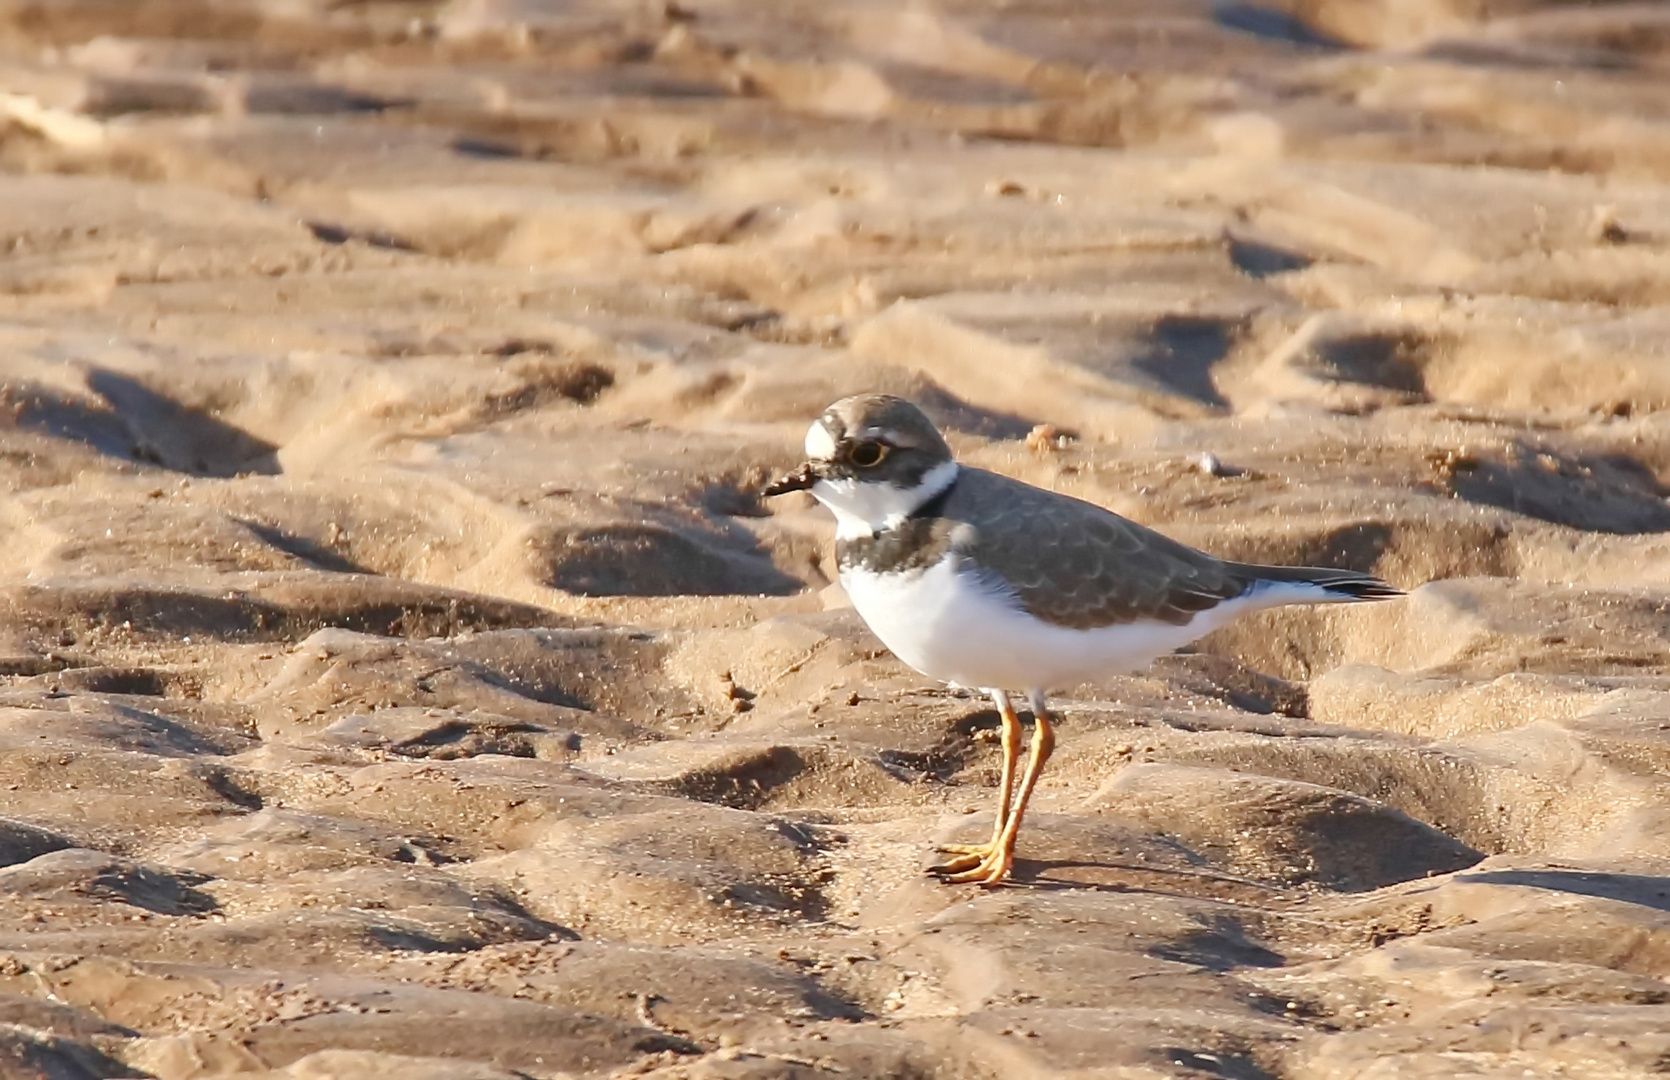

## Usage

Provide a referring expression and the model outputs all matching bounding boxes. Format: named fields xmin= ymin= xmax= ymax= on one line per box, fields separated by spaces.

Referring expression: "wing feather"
xmin=943 ymin=469 xmax=1245 ymax=630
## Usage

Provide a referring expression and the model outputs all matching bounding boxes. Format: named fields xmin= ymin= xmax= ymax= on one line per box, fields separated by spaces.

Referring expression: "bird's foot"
xmin=928 ymin=839 xmax=999 ymax=874
xmin=928 ymin=844 xmax=1013 ymax=886
xmin=927 ymin=852 xmax=983 ymax=875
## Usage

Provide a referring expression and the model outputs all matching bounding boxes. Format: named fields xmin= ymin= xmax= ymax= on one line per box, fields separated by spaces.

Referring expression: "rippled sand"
xmin=3 ymin=1 xmax=1670 ymax=1077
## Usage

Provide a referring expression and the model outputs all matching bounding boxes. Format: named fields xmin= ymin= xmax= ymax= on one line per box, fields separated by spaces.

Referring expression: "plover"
xmin=763 ymin=394 xmax=1402 ymax=886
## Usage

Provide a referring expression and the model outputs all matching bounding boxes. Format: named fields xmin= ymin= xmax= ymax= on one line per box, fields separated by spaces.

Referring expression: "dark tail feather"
xmin=1231 ymin=563 xmax=1404 ymax=602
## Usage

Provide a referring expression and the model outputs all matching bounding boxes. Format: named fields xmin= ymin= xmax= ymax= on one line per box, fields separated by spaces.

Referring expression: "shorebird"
xmin=763 ymin=394 xmax=1401 ymax=886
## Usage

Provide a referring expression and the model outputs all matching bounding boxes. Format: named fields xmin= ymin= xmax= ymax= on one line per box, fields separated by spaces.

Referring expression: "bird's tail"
xmin=1230 ymin=563 xmax=1403 ymax=605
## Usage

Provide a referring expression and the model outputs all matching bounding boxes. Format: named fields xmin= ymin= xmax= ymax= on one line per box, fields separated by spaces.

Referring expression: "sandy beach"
xmin=3 ymin=0 xmax=1670 ymax=1076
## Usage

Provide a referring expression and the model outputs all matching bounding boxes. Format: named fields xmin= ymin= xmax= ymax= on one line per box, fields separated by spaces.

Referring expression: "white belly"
xmin=840 ymin=556 xmax=1257 ymax=692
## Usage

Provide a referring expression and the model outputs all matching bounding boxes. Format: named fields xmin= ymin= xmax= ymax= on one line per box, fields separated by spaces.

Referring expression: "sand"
xmin=1 ymin=0 xmax=1670 ymax=1077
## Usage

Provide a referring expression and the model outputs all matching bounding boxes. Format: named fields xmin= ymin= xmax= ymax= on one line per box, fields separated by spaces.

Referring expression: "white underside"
xmin=806 ymin=448 xmax=1345 ymax=693
xmin=840 ymin=556 xmax=1336 ymax=693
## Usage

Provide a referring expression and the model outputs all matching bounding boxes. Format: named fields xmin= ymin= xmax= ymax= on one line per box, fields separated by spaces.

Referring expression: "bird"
xmin=762 ymin=393 xmax=1403 ymax=886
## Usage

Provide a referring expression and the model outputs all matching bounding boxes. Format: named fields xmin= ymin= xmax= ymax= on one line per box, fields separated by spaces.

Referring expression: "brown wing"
xmin=944 ymin=468 xmax=1247 ymax=630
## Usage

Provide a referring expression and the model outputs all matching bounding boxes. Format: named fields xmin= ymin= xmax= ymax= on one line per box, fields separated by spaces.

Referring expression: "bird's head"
xmin=763 ymin=394 xmax=959 ymax=537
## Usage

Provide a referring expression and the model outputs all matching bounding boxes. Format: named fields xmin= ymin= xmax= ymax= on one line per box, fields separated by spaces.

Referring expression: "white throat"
xmin=812 ymin=459 xmax=959 ymax=540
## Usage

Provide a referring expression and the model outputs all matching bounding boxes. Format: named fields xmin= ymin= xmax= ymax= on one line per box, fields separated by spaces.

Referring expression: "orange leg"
xmin=930 ymin=690 xmax=1022 ymax=873
xmin=937 ymin=695 xmax=1056 ymax=886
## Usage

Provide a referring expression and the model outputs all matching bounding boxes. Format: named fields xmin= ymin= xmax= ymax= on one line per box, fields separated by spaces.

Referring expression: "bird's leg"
xmin=940 ymin=695 xmax=1055 ymax=886
xmin=930 ymin=690 xmax=1022 ymax=872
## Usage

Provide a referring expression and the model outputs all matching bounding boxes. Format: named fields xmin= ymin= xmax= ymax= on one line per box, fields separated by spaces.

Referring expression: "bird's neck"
xmin=814 ymin=460 xmax=959 ymax=540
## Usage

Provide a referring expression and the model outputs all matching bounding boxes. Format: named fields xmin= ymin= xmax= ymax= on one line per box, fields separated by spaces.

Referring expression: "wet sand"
xmin=3 ymin=0 xmax=1670 ymax=1077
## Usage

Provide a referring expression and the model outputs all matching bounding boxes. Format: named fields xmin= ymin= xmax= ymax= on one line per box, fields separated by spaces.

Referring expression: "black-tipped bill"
xmin=762 ymin=461 xmax=822 ymax=497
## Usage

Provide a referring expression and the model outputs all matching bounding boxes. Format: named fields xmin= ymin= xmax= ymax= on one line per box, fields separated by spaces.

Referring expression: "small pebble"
xmin=1026 ymin=423 xmax=1077 ymax=453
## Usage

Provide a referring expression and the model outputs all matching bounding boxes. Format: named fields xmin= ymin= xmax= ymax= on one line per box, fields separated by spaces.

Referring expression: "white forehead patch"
xmin=804 ymin=419 xmax=838 ymax=460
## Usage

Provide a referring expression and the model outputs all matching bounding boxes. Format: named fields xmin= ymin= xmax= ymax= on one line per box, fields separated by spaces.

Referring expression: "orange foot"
xmin=928 ymin=842 xmax=1014 ymax=886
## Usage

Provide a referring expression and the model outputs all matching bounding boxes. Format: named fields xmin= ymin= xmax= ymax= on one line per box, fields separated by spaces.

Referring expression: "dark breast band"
xmin=835 ymin=475 xmax=960 ymax=576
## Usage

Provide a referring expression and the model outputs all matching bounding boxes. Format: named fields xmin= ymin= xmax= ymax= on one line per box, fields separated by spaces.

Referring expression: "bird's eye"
xmin=849 ymin=440 xmax=889 ymax=468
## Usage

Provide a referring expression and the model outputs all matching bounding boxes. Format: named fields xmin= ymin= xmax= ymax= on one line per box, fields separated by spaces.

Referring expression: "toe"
xmin=928 ymin=853 xmax=984 ymax=876
xmin=948 ymin=854 xmax=1008 ymax=888
xmin=941 ymin=853 xmax=1012 ymax=885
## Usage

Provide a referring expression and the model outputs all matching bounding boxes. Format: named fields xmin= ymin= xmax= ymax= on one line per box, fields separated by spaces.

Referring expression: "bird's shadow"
xmin=932 ymin=856 xmax=1284 ymax=904
xmin=1457 ymin=869 xmax=1670 ymax=913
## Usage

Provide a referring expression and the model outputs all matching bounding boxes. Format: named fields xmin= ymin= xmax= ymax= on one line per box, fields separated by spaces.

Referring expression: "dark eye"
xmin=849 ymin=440 xmax=889 ymax=468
